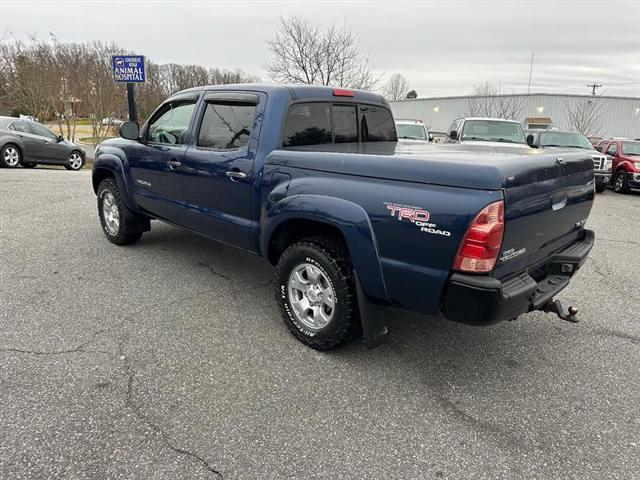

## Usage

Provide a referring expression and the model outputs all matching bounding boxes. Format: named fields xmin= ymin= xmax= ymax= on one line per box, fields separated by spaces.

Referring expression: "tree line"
xmin=0 ymin=38 xmax=258 ymax=142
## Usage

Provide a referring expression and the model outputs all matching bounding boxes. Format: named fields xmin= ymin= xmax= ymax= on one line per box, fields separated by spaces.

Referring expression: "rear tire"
xmin=595 ymin=182 xmax=606 ymax=193
xmin=613 ymin=170 xmax=630 ymax=194
xmin=65 ymin=151 xmax=85 ymax=171
xmin=1 ymin=144 xmax=21 ymax=168
xmin=275 ymin=236 xmax=360 ymax=350
xmin=97 ymin=178 xmax=144 ymax=245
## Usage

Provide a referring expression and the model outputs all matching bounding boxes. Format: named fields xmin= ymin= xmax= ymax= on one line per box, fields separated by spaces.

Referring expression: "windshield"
xmin=540 ymin=132 xmax=592 ymax=149
xmin=461 ymin=120 xmax=525 ymax=144
xmin=396 ymin=123 xmax=427 ymax=140
xmin=622 ymin=141 xmax=640 ymax=156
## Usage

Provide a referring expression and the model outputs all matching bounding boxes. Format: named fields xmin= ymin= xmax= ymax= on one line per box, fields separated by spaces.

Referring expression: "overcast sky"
xmin=2 ymin=0 xmax=639 ymax=97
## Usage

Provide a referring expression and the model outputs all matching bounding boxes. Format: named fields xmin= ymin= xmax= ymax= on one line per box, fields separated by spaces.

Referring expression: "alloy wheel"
xmin=287 ymin=263 xmax=335 ymax=331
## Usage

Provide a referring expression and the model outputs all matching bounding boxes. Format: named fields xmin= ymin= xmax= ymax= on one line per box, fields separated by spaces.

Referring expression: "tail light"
xmin=453 ymin=200 xmax=505 ymax=273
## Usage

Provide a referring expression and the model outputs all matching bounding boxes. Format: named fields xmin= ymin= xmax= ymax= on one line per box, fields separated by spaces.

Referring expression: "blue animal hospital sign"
xmin=111 ymin=56 xmax=146 ymax=83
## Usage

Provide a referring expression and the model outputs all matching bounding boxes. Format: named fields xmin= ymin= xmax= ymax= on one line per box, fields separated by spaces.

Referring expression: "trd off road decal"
xmin=499 ymin=247 xmax=527 ymax=263
xmin=384 ymin=202 xmax=451 ymax=237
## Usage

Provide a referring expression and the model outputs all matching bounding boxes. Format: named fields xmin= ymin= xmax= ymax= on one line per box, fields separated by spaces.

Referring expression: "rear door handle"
xmin=167 ymin=160 xmax=181 ymax=170
xmin=226 ymin=170 xmax=247 ymax=182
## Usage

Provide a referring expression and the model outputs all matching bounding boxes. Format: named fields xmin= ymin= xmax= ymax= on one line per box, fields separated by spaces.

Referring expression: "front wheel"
xmin=613 ymin=170 xmax=630 ymax=194
xmin=97 ymin=178 xmax=143 ymax=245
xmin=595 ymin=182 xmax=607 ymax=193
xmin=1 ymin=144 xmax=21 ymax=168
xmin=65 ymin=151 xmax=85 ymax=171
xmin=275 ymin=237 xmax=360 ymax=350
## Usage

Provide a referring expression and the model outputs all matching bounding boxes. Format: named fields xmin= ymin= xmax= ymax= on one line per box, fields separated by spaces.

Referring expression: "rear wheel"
xmin=595 ymin=182 xmax=606 ymax=193
xmin=1 ymin=144 xmax=21 ymax=168
xmin=97 ymin=178 xmax=144 ymax=245
xmin=613 ymin=170 xmax=630 ymax=194
xmin=65 ymin=151 xmax=85 ymax=171
xmin=275 ymin=236 xmax=359 ymax=350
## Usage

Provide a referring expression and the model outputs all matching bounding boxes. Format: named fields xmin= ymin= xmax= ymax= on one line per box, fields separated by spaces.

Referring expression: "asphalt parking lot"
xmin=1 ymin=167 xmax=638 ymax=480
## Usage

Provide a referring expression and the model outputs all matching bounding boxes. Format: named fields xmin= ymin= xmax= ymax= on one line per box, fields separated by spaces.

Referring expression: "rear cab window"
xmin=282 ymin=101 xmax=396 ymax=148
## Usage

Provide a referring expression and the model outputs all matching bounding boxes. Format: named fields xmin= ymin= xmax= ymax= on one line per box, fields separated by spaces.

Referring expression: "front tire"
xmin=1 ymin=144 xmax=21 ymax=168
xmin=613 ymin=170 xmax=630 ymax=194
xmin=65 ymin=151 xmax=85 ymax=171
xmin=97 ymin=178 xmax=143 ymax=245
xmin=595 ymin=182 xmax=606 ymax=193
xmin=275 ymin=236 xmax=359 ymax=350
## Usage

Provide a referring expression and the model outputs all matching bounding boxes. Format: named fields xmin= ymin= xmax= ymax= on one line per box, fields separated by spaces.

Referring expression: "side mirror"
xmin=449 ymin=130 xmax=458 ymax=141
xmin=57 ymin=134 xmax=64 ymax=142
xmin=526 ymin=134 xmax=535 ymax=147
xmin=119 ymin=121 xmax=140 ymax=141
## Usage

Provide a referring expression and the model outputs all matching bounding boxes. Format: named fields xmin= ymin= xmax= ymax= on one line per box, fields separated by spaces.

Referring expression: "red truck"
xmin=598 ymin=138 xmax=640 ymax=193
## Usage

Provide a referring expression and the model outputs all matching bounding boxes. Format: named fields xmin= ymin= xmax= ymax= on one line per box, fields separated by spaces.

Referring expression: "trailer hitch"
xmin=541 ymin=299 xmax=579 ymax=323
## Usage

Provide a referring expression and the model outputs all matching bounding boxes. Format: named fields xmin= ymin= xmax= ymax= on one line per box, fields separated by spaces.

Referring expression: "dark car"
xmin=0 ymin=116 xmax=86 ymax=170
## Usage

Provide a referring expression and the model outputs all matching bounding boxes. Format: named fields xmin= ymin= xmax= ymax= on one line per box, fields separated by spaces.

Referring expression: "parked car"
xmin=526 ymin=130 xmax=611 ymax=193
xmin=428 ymin=131 xmax=448 ymax=143
xmin=598 ymin=138 xmax=640 ymax=193
xmin=0 ymin=116 xmax=86 ymax=170
xmin=395 ymin=119 xmax=429 ymax=142
xmin=101 ymin=117 xmax=124 ymax=127
xmin=92 ymin=84 xmax=594 ymax=350
xmin=447 ymin=117 xmax=529 ymax=147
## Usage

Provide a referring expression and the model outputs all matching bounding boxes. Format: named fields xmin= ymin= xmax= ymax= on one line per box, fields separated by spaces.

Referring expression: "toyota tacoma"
xmin=92 ymin=85 xmax=595 ymax=350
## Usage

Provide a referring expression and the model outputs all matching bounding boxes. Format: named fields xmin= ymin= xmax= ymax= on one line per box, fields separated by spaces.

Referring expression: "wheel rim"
xmin=69 ymin=152 xmax=83 ymax=170
xmin=614 ymin=173 xmax=624 ymax=191
xmin=102 ymin=191 xmax=120 ymax=235
xmin=287 ymin=263 xmax=335 ymax=331
xmin=3 ymin=147 xmax=19 ymax=166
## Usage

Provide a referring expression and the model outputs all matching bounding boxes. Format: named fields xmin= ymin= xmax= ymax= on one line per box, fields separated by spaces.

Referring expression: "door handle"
xmin=167 ymin=160 xmax=181 ymax=170
xmin=226 ymin=170 xmax=247 ymax=182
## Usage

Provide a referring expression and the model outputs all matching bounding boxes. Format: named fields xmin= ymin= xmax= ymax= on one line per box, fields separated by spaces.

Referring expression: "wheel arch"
xmin=92 ymin=154 xmax=137 ymax=212
xmin=262 ymin=194 xmax=389 ymax=304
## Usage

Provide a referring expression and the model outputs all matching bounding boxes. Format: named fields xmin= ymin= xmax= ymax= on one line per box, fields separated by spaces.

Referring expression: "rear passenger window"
xmin=283 ymin=103 xmax=332 ymax=147
xmin=359 ymin=105 xmax=397 ymax=142
xmin=198 ymin=102 xmax=256 ymax=149
xmin=9 ymin=121 xmax=32 ymax=133
xmin=332 ymin=105 xmax=358 ymax=143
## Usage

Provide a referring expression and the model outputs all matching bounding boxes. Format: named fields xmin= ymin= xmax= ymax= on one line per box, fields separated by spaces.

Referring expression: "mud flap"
xmin=355 ymin=273 xmax=389 ymax=348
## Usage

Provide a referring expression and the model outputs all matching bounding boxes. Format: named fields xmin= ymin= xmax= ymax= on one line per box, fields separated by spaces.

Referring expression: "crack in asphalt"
xmin=198 ymin=262 xmax=232 ymax=281
xmin=0 ymin=347 xmax=112 ymax=356
xmin=118 ymin=339 xmax=223 ymax=479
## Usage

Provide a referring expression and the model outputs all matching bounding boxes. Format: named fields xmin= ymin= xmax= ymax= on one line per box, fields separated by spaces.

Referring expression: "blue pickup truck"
xmin=92 ymin=84 xmax=595 ymax=350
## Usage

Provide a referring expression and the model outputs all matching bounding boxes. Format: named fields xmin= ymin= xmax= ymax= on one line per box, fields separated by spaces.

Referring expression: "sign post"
xmin=111 ymin=55 xmax=146 ymax=122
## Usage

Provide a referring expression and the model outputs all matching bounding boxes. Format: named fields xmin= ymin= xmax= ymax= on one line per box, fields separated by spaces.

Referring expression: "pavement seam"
xmin=117 ymin=338 xmax=224 ymax=479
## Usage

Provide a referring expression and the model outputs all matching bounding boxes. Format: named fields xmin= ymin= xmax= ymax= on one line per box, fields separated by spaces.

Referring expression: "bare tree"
xmin=466 ymin=81 xmax=523 ymax=120
xmin=565 ymin=98 xmax=605 ymax=137
xmin=209 ymin=68 xmax=259 ymax=85
xmin=266 ymin=16 xmax=381 ymax=90
xmin=383 ymin=73 xmax=410 ymax=101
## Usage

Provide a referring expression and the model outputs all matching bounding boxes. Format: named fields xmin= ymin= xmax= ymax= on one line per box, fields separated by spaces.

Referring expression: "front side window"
xmin=9 ymin=121 xmax=33 ymax=134
xmin=147 ymin=100 xmax=196 ymax=145
xmin=461 ymin=120 xmax=526 ymax=144
xmin=30 ymin=122 xmax=57 ymax=140
xmin=359 ymin=105 xmax=397 ymax=142
xmin=283 ymin=103 xmax=332 ymax=147
xmin=606 ymin=143 xmax=618 ymax=156
xmin=198 ymin=102 xmax=256 ymax=149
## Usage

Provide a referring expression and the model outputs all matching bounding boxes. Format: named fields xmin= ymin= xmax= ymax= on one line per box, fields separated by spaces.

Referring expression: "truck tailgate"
xmin=493 ymin=151 xmax=594 ymax=279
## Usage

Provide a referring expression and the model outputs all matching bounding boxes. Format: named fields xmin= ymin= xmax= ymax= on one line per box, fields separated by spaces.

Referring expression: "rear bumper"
xmin=442 ymin=229 xmax=594 ymax=325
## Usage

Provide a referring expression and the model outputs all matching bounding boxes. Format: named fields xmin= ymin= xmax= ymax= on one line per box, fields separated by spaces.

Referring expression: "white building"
xmin=390 ymin=93 xmax=640 ymax=139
